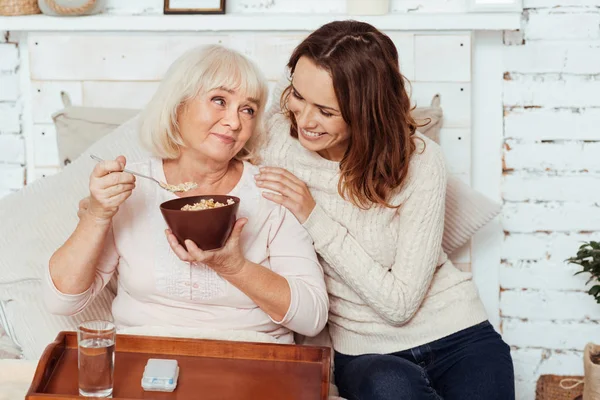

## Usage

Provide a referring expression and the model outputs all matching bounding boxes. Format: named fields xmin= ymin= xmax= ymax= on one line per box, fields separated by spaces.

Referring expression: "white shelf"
xmin=0 ymin=13 xmax=521 ymax=32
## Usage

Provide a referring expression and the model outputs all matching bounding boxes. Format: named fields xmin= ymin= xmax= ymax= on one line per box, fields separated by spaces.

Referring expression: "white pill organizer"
xmin=141 ymin=358 xmax=179 ymax=392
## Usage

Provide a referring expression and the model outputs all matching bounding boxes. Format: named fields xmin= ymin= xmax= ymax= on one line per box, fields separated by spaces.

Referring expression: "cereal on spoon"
xmin=160 ymin=181 xmax=198 ymax=193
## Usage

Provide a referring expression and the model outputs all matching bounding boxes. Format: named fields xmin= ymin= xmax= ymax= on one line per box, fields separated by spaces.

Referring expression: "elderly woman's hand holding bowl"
xmin=161 ymin=194 xmax=246 ymax=276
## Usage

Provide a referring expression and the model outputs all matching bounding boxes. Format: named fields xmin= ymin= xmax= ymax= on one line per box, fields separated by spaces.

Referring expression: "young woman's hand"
xmin=254 ymin=167 xmax=316 ymax=224
xmin=88 ymin=155 xmax=136 ymax=222
xmin=165 ymin=218 xmax=249 ymax=277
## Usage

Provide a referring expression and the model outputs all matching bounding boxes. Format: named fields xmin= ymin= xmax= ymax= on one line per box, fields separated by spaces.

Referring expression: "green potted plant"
xmin=566 ymin=241 xmax=600 ymax=303
xmin=566 ymin=241 xmax=600 ymax=399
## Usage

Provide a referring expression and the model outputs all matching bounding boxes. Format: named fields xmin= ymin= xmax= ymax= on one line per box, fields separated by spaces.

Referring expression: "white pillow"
xmin=1 ymin=280 xmax=114 ymax=360
xmin=443 ymin=175 xmax=501 ymax=255
xmin=53 ymin=105 xmax=138 ymax=166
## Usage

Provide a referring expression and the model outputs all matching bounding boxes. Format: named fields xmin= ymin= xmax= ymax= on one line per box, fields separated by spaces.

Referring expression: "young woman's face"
xmin=287 ymin=56 xmax=350 ymax=161
xmin=177 ymin=86 xmax=258 ymax=164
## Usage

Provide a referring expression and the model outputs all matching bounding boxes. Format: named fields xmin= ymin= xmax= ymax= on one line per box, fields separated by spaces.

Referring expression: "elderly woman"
xmin=44 ymin=45 xmax=328 ymax=343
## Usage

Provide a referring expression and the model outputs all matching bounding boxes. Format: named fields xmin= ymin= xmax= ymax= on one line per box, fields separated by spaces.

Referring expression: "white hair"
xmin=138 ymin=44 xmax=269 ymax=164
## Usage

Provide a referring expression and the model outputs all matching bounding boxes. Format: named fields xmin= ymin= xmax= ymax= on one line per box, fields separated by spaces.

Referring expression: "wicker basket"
xmin=39 ymin=0 xmax=103 ymax=16
xmin=0 ymin=0 xmax=41 ymax=15
xmin=536 ymin=375 xmax=584 ymax=400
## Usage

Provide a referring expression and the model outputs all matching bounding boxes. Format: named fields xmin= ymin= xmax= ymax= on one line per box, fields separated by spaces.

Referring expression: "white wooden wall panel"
xmin=439 ymin=128 xmax=471 ymax=178
xmin=32 ymin=81 xmax=82 ymax=123
xmin=414 ymin=34 xmax=471 ymax=82
xmin=386 ymin=33 xmax=415 ymax=81
xmin=28 ymin=35 xmax=227 ymax=81
xmin=163 ymin=35 xmax=230 ymax=65
xmin=411 ymin=82 xmax=471 ymax=128
xmin=32 ymin=124 xmax=59 ymax=167
xmin=227 ymin=34 xmax=257 ymax=60
xmin=32 ymin=167 xmax=61 ymax=183
xmin=83 ymin=81 xmax=160 ymax=109
xmin=82 ymin=80 xmax=281 ymax=111
xmin=251 ymin=34 xmax=307 ymax=80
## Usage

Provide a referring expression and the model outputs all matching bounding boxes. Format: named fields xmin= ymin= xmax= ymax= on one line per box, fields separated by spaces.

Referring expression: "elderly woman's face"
xmin=288 ymin=56 xmax=350 ymax=162
xmin=177 ymin=86 xmax=258 ymax=163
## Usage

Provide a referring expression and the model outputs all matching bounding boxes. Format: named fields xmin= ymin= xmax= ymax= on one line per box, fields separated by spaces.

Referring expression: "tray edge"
xmin=26 ymin=332 xmax=68 ymax=399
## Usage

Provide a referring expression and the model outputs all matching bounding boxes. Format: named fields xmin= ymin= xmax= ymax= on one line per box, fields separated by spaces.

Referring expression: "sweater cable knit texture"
xmin=261 ymin=113 xmax=488 ymax=355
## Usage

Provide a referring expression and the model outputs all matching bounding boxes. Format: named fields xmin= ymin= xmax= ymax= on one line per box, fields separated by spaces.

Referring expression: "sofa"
xmin=0 ymin=90 xmax=501 ymax=399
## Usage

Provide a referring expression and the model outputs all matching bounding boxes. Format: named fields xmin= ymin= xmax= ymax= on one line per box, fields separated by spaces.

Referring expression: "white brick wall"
xmin=524 ymin=10 xmax=600 ymax=40
xmin=0 ymin=32 xmax=22 ymax=196
xmin=503 ymin=2 xmax=600 ymax=398
xmin=0 ymin=103 xmax=20 ymax=133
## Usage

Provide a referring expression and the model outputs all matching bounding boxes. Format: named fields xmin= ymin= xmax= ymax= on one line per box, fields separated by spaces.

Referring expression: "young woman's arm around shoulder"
xmin=257 ymin=143 xmax=446 ymax=326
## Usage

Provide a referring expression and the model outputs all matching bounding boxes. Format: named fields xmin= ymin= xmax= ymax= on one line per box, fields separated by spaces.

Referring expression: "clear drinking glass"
xmin=77 ymin=320 xmax=116 ymax=398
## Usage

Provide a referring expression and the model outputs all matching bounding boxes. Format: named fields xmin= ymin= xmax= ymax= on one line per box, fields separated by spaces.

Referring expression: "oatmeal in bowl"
xmin=160 ymin=195 xmax=240 ymax=251
xmin=181 ymin=198 xmax=235 ymax=211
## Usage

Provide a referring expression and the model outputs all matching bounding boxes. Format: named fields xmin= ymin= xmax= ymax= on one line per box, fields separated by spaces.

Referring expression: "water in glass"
xmin=78 ymin=320 xmax=115 ymax=397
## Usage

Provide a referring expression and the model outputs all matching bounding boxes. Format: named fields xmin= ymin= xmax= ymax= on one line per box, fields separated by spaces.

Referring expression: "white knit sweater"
xmin=261 ymin=113 xmax=488 ymax=355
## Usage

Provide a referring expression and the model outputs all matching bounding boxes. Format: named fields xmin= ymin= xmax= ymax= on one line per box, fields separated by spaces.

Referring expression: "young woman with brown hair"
xmin=256 ymin=20 xmax=515 ymax=400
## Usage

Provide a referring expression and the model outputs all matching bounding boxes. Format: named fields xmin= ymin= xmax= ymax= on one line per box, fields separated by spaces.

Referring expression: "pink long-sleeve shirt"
xmin=44 ymin=158 xmax=329 ymax=342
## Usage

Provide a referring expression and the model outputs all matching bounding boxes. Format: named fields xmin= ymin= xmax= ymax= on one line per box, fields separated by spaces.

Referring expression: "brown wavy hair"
xmin=281 ymin=20 xmax=419 ymax=209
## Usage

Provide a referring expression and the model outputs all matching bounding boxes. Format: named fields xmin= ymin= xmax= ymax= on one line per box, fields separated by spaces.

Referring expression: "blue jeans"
xmin=334 ymin=321 xmax=515 ymax=400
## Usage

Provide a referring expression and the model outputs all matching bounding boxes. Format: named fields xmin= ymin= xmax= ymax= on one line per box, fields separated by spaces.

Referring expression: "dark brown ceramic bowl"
xmin=160 ymin=195 xmax=240 ymax=251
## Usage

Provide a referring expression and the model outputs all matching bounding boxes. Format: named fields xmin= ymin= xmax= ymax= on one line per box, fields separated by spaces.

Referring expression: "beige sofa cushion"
xmin=413 ymin=94 xmax=442 ymax=143
xmin=52 ymin=106 xmax=139 ymax=166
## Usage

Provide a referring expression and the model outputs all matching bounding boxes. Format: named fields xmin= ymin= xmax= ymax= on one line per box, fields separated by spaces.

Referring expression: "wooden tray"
xmin=26 ymin=331 xmax=331 ymax=399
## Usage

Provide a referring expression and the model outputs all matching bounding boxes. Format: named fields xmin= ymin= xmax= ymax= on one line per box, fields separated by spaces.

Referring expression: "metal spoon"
xmin=89 ymin=154 xmax=196 ymax=193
